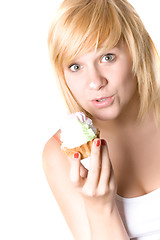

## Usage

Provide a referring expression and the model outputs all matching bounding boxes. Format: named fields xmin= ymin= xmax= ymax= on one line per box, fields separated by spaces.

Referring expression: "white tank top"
xmin=116 ymin=188 xmax=160 ymax=239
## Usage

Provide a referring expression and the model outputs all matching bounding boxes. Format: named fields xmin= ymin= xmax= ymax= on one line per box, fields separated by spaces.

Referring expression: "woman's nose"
xmin=87 ymin=66 xmax=108 ymax=90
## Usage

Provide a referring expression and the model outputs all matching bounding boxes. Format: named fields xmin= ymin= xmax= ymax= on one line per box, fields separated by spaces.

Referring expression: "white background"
xmin=0 ymin=0 xmax=160 ymax=239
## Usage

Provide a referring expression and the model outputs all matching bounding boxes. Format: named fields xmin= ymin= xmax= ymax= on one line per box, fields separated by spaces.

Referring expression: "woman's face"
xmin=63 ymin=41 xmax=138 ymax=121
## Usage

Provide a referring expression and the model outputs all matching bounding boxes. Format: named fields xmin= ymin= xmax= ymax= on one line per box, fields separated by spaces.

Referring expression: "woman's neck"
xmin=94 ymin=108 xmax=156 ymax=142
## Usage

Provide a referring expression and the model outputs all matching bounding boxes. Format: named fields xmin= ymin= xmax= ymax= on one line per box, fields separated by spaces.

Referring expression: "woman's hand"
xmin=69 ymin=138 xmax=117 ymax=210
xmin=69 ymin=139 xmax=129 ymax=239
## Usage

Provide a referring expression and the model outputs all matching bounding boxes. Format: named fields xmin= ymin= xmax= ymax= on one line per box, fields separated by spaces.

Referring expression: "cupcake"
xmin=60 ymin=112 xmax=100 ymax=159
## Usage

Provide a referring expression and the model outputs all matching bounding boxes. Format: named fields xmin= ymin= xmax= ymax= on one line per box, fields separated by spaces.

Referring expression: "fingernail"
xmin=101 ymin=139 xmax=106 ymax=145
xmin=74 ymin=152 xmax=79 ymax=159
xmin=95 ymin=139 xmax=100 ymax=147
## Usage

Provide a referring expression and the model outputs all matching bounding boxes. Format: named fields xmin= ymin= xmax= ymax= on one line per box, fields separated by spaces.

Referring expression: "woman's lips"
xmin=91 ymin=95 xmax=114 ymax=108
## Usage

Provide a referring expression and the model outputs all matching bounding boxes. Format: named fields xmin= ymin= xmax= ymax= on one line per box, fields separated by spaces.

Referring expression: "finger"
xmin=97 ymin=139 xmax=114 ymax=195
xmin=70 ymin=152 xmax=81 ymax=187
xmin=80 ymin=164 xmax=88 ymax=178
xmin=82 ymin=139 xmax=101 ymax=196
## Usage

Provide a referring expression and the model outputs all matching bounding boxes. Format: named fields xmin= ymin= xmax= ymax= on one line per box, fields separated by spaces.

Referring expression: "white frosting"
xmin=60 ymin=112 xmax=97 ymax=149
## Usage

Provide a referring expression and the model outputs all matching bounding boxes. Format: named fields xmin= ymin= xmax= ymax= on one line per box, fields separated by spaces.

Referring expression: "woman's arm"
xmin=42 ymin=136 xmax=129 ymax=240
xmin=86 ymin=202 xmax=129 ymax=240
xmin=42 ymin=136 xmax=91 ymax=240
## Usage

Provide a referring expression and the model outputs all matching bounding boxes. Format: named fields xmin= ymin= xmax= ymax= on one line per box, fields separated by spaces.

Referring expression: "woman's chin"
xmin=89 ymin=108 xmax=121 ymax=122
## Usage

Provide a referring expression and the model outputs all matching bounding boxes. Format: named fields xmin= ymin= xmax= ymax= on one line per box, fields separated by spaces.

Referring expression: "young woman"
xmin=43 ymin=0 xmax=160 ymax=239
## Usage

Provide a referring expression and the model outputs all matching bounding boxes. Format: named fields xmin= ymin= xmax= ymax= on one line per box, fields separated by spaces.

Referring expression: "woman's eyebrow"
xmin=97 ymin=45 xmax=119 ymax=52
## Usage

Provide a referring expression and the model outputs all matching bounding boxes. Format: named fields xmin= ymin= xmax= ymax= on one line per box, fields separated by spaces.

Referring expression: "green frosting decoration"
xmin=77 ymin=119 xmax=96 ymax=142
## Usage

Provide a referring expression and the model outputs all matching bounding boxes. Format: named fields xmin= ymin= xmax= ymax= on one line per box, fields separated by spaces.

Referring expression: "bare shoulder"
xmin=42 ymin=130 xmax=71 ymax=199
xmin=42 ymin=130 xmax=64 ymax=173
xmin=42 ymin=130 xmax=90 ymax=240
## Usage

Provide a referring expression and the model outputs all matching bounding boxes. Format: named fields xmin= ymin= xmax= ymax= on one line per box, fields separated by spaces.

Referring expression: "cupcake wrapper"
xmin=62 ymin=140 xmax=93 ymax=159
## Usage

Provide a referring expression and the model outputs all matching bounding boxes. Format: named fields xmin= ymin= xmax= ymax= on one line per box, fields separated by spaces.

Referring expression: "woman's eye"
xmin=69 ymin=64 xmax=81 ymax=72
xmin=101 ymin=54 xmax=115 ymax=63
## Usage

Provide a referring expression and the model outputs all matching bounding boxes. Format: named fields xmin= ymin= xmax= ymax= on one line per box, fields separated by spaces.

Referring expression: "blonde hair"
xmin=48 ymin=0 xmax=160 ymax=124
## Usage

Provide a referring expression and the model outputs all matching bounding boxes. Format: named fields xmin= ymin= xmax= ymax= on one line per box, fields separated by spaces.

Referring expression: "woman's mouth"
xmin=91 ymin=96 xmax=114 ymax=108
